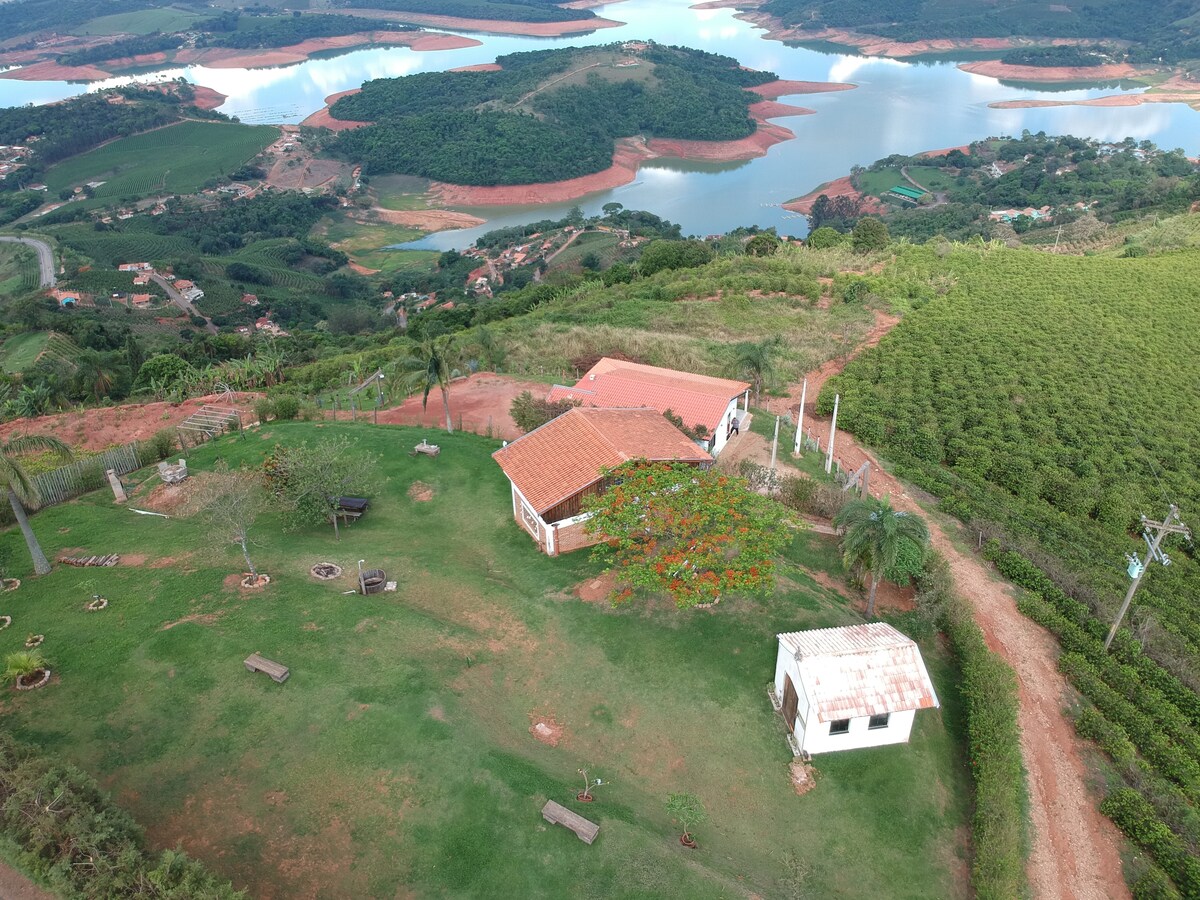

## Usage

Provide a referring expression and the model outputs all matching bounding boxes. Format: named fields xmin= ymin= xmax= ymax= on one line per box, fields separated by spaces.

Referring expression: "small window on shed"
xmin=868 ymin=713 xmax=890 ymax=730
xmin=829 ymin=719 xmax=850 ymax=735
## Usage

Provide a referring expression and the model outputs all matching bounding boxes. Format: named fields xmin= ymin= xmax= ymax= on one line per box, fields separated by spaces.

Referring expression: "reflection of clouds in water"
xmin=827 ymin=55 xmax=909 ymax=85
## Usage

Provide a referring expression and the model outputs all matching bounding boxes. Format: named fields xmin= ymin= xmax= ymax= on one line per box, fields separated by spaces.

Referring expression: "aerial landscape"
xmin=0 ymin=0 xmax=1198 ymax=897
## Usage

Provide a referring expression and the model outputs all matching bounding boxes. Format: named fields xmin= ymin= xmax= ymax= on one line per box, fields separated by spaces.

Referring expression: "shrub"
xmin=255 ymin=398 xmax=275 ymax=424
xmin=146 ymin=428 xmax=177 ymax=462
xmin=0 ymin=733 xmax=243 ymax=898
xmin=272 ymin=396 xmax=299 ymax=421
xmin=510 ymin=391 xmax=578 ymax=433
xmin=1101 ymin=788 xmax=1200 ymax=896
xmin=3 ymin=650 xmax=47 ymax=685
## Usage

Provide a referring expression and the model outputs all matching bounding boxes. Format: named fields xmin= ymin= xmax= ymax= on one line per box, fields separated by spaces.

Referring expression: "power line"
xmin=1104 ymin=504 xmax=1190 ymax=650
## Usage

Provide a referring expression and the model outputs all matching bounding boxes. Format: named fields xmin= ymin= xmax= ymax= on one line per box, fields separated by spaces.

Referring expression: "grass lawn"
xmin=45 ymin=121 xmax=276 ymax=202
xmin=0 ymin=422 xmax=971 ymax=898
xmin=0 ymin=331 xmax=50 ymax=374
xmin=319 ymin=212 xmax=432 ymax=275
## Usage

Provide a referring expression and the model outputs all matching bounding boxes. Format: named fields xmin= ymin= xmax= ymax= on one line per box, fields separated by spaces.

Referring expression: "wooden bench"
xmin=541 ymin=799 xmax=599 ymax=844
xmin=412 ymin=441 xmax=440 ymax=457
xmin=244 ymin=653 xmax=289 ymax=683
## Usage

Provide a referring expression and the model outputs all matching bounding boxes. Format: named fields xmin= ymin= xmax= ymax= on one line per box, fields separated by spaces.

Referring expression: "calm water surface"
xmin=1 ymin=0 xmax=1196 ymax=246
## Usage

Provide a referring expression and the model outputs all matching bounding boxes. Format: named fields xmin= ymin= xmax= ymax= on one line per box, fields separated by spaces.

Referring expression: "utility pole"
xmin=769 ymin=415 xmax=780 ymax=478
xmin=793 ymin=377 xmax=806 ymax=455
xmin=824 ymin=393 xmax=839 ymax=475
xmin=1104 ymin=504 xmax=1189 ymax=650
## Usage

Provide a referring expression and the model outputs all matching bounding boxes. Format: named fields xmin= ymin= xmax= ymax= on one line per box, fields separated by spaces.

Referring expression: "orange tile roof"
xmin=778 ymin=623 xmax=939 ymax=721
xmin=492 ymin=407 xmax=712 ymax=515
xmin=547 ymin=359 xmax=749 ymax=438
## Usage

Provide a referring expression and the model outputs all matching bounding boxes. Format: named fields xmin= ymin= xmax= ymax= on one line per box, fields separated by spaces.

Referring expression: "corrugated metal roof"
xmin=778 ymin=623 xmax=939 ymax=722
xmin=492 ymin=407 xmax=711 ymax=515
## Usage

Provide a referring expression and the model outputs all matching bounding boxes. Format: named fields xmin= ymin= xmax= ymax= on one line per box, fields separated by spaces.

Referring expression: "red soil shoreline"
xmin=328 ymin=8 xmax=623 ymax=36
xmin=0 ymin=31 xmax=478 ymax=81
xmin=299 ymin=89 xmax=369 ymax=131
xmin=782 ymin=175 xmax=886 ymax=217
xmin=958 ymin=59 xmax=1142 ymax=82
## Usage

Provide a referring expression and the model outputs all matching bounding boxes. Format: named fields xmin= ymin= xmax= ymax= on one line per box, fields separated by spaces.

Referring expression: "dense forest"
xmin=0 ymin=0 xmax=167 ymax=42
xmin=331 ymin=0 xmax=595 ymax=24
xmin=760 ymin=0 xmax=1200 ymax=62
xmin=328 ymin=44 xmax=774 ymax=185
xmin=199 ymin=14 xmax=417 ymax=50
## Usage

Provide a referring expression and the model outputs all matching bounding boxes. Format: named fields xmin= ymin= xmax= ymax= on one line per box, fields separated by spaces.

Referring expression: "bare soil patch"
xmin=370 ymin=372 xmax=552 ymax=439
xmin=161 ymin=611 xmax=224 ymax=631
xmin=369 ymin=207 xmax=487 ymax=231
xmin=574 ymin=571 xmax=617 ymax=603
xmin=959 ymin=59 xmax=1141 ymax=83
xmin=529 ymin=712 xmax=565 ymax=746
xmin=120 ymin=554 xmax=149 ymax=567
xmin=407 ymin=481 xmax=435 ymax=502
xmin=784 ymin=175 xmax=888 ymax=216
xmin=789 ymin=760 xmax=817 ymax=796
xmin=332 ymin=8 xmax=623 ymax=36
xmin=0 ymin=392 xmax=261 ymax=453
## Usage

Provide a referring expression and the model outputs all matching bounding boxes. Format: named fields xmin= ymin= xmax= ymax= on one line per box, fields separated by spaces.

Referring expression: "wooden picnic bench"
xmin=541 ymin=799 xmax=599 ymax=844
xmin=244 ymin=653 xmax=289 ymax=683
xmin=412 ymin=440 xmax=440 ymax=457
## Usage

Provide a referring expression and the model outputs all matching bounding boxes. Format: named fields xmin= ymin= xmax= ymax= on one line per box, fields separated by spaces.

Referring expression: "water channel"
xmin=2 ymin=0 xmax=1197 ymax=247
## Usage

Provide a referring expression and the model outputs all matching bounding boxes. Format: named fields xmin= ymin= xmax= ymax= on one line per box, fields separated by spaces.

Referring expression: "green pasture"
xmin=547 ymin=231 xmax=635 ymax=274
xmin=73 ymin=8 xmax=209 ymax=35
xmin=0 ymin=331 xmax=50 ymax=374
xmin=0 ymin=422 xmax=970 ymax=898
xmin=44 ymin=121 xmax=276 ymax=203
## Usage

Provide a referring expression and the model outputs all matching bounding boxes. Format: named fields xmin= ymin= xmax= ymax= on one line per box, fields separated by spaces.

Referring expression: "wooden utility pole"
xmin=1104 ymin=505 xmax=1189 ymax=650
xmin=793 ymin=378 xmax=806 ymax=455
xmin=769 ymin=415 xmax=780 ymax=478
xmin=824 ymin=393 xmax=839 ymax=475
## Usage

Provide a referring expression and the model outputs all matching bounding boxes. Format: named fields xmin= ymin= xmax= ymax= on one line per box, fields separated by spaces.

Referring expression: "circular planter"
xmin=25 ymin=634 xmax=44 ymax=649
xmin=2 ymin=578 xmax=20 ymax=592
xmin=576 ymin=793 xmax=595 ymax=803
xmin=14 ymin=668 xmax=50 ymax=691
xmin=359 ymin=569 xmax=386 ymax=596
xmin=310 ymin=563 xmax=342 ymax=580
xmin=0 ymin=615 xmax=10 ymax=630
xmin=680 ymin=835 xmax=698 ymax=849
xmin=241 ymin=574 xmax=271 ymax=589
xmin=86 ymin=598 xmax=108 ymax=611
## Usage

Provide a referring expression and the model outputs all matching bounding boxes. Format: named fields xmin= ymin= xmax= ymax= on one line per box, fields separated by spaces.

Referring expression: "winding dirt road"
xmin=766 ymin=310 xmax=1129 ymax=900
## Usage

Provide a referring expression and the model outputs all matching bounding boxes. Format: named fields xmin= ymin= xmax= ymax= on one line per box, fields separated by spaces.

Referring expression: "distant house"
xmin=241 ymin=293 xmax=260 ymax=307
xmin=118 ymin=262 xmax=152 ymax=272
xmin=772 ymin=623 xmax=939 ymax=755
xmin=130 ymin=293 xmax=152 ymax=308
xmin=133 ymin=274 xmax=151 ymax=286
xmin=547 ymin=358 xmax=750 ymax=456
xmin=492 ymin=407 xmax=712 ymax=556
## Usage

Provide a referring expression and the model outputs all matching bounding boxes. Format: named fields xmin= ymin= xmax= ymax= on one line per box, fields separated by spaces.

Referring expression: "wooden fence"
xmin=32 ymin=442 xmax=143 ymax=508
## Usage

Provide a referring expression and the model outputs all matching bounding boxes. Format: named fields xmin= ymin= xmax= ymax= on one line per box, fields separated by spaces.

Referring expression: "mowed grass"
xmin=0 ymin=330 xmax=50 ymax=374
xmin=0 ymin=422 xmax=970 ymax=898
xmin=45 ymin=121 xmax=276 ymax=201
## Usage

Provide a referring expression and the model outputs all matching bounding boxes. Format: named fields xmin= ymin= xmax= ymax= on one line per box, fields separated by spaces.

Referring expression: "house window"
xmin=829 ymin=719 xmax=850 ymax=735
xmin=868 ymin=713 xmax=890 ymax=730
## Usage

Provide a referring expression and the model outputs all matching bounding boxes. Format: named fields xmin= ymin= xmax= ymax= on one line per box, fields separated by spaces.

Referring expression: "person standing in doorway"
xmin=729 ymin=416 xmax=740 ymax=437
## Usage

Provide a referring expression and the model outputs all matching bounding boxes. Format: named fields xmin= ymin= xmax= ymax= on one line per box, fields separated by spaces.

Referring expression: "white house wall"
xmin=800 ymin=709 xmax=915 ymax=755
xmin=709 ymin=397 xmax=743 ymax=456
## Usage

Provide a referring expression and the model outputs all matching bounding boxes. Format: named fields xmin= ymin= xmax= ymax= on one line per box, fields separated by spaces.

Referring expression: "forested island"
xmin=326 ymin=44 xmax=776 ymax=186
xmin=759 ymin=0 xmax=1200 ymax=62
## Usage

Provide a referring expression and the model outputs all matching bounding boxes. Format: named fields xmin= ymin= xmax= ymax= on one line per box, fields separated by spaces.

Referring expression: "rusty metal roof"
xmin=778 ymin=623 xmax=939 ymax=722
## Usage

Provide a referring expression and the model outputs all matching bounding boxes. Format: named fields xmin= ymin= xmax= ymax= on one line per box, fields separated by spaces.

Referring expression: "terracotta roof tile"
xmin=779 ymin=623 xmax=939 ymax=721
xmin=547 ymin=359 xmax=749 ymax=437
xmin=492 ymin=407 xmax=712 ymax=515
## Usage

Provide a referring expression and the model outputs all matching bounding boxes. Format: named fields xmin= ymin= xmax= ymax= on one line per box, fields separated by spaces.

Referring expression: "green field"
xmin=72 ymin=7 xmax=209 ymax=35
xmin=0 ymin=422 xmax=970 ymax=898
xmin=0 ymin=242 xmax=39 ymax=298
xmin=547 ymin=231 xmax=636 ymax=274
xmin=0 ymin=331 xmax=50 ymax=374
xmin=44 ymin=121 xmax=276 ymax=202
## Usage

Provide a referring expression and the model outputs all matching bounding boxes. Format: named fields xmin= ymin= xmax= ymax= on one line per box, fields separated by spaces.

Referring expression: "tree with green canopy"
xmin=833 ymin=495 xmax=930 ymax=617
xmin=734 ymin=336 xmax=781 ymax=405
xmin=399 ymin=336 xmax=457 ymax=433
xmin=0 ymin=435 xmax=72 ymax=575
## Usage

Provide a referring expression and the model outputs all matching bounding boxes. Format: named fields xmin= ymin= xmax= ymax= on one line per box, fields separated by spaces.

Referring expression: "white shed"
xmin=772 ymin=622 xmax=939 ymax=755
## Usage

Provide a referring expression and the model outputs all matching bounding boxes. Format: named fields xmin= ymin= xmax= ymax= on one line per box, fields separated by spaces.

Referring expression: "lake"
xmin=2 ymin=0 xmax=1197 ymax=248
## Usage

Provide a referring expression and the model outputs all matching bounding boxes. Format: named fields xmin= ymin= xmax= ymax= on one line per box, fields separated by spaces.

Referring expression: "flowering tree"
xmin=583 ymin=460 xmax=786 ymax=609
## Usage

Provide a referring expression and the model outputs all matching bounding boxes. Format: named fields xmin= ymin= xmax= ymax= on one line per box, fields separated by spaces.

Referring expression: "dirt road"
xmin=768 ymin=320 xmax=1129 ymax=899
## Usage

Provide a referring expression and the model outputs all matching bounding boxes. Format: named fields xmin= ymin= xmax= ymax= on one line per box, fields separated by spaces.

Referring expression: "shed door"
xmin=782 ymin=674 xmax=799 ymax=733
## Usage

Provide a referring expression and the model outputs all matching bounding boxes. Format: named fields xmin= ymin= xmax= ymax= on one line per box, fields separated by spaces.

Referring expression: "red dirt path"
xmin=761 ymin=310 xmax=1129 ymax=900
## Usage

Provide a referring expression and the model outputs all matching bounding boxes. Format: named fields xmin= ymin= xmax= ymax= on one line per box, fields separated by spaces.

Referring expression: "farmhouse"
xmin=772 ymin=623 xmax=939 ymax=755
xmin=547 ymin=359 xmax=750 ymax=456
xmin=492 ymin=407 xmax=712 ymax=556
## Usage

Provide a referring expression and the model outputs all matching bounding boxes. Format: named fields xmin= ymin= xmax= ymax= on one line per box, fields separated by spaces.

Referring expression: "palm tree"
xmin=399 ymin=336 xmax=456 ymax=433
xmin=1 ymin=435 xmax=72 ymax=576
xmin=734 ymin=337 xmax=781 ymax=406
xmin=833 ymin=496 xmax=930 ymax=618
